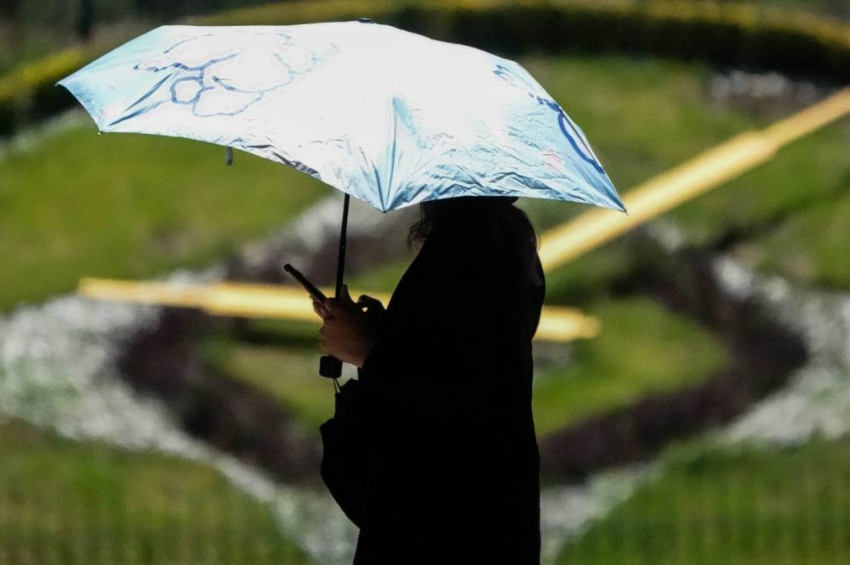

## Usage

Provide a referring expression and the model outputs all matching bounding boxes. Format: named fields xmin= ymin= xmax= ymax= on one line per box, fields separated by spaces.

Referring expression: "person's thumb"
xmin=341 ymin=284 xmax=351 ymax=301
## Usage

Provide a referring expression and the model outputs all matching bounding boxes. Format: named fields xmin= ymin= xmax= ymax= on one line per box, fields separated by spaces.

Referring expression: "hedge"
xmin=199 ymin=0 xmax=850 ymax=79
xmin=1 ymin=0 xmax=848 ymax=137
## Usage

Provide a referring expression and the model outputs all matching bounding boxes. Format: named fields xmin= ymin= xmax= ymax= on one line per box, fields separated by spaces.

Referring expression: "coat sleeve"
xmin=319 ymin=378 xmax=369 ymax=528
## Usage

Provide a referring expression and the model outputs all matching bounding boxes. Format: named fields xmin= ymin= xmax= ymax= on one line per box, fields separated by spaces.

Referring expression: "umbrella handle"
xmin=320 ymin=355 xmax=343 ymax=380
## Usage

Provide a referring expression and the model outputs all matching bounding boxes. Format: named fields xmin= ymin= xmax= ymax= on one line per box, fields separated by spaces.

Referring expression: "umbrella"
xmin=58 ymin=19 xmax=626 ymax=378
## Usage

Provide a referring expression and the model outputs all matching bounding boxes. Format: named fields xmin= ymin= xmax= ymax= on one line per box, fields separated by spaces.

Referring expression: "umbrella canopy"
xmin=58 ymin=21 xmax=625 ymax=214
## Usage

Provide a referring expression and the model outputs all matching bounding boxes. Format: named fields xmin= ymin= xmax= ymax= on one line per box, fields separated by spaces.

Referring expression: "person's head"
xmin=406 ymin=195 xmax=539 ymax=252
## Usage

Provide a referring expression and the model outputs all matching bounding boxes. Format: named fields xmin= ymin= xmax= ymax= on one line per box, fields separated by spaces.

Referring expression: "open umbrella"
xmin=58 ymin=19 xmax=626 ymax=379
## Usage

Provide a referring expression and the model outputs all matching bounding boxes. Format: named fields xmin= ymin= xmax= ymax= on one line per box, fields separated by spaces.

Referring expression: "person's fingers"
xmin=312 ymin=299 xmax=327 ymax=318
xmin=357 ymin=294 xmax=385 ymax=311
xmin=323 ymin=298 xmax=340 ymax=315
xmin=327 ymin=294 xmax=360 ymax=317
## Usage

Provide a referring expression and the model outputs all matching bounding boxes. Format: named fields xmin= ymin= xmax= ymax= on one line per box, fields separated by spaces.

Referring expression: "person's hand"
xmin=355 ymin=293 xmax=386 ymax=332
xmin=313 ymin=285 xmax=381 ymax=368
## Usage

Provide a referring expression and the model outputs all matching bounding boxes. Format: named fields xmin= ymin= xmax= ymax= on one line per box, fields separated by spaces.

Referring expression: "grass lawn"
xmin=531 ymin=297 xmax=728 ymax=437
xmin=557 ymin=436 xmax=850 ymax=565
xmin=0 ymin=417 xmax=315 ymax=565
xmin=738 ymin=181 xmax=850 ymax=290
xmin=668 ymin=121 xmax=850 ymax=247
xmin=0 ymin=123 xmax=331 ymax=312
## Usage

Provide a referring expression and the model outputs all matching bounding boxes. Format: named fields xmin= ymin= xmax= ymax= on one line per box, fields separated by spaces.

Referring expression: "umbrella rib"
xmin=123 ymin=72 xmax=174 ymax=113
xmin=108 ymin=100 xmax=166 ymax=128
xmin=384 ymin=100 xmax=401 ymax=212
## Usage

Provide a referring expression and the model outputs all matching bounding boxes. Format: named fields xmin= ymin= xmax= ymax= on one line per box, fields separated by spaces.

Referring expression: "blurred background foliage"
xmin=1 ymin=1 xmax=849 ymax=564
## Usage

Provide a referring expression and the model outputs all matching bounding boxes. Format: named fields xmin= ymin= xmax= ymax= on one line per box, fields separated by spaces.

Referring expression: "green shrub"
xmin=200 ymin=0 xmax=850 ymax=80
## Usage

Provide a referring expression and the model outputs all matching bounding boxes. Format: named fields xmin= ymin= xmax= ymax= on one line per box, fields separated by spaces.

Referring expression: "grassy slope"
xmin=0 ymin=125 xmax=330 ymax=312
xmin=557 ymin=437 xmax=850 ymax=565
xmin=0 ymin=418 xmax=315 ymax=565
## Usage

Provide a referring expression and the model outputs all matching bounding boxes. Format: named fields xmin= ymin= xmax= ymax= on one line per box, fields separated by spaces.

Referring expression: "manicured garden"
xmin=2 ymin=2 xmax=849 ymax=563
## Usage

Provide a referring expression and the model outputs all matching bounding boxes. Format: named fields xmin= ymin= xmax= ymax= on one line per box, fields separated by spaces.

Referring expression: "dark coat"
xmin=321 ymin=199 xmax=545 ymax=565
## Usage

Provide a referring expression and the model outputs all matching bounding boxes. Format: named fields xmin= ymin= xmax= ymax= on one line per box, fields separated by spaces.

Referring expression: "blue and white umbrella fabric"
xmin=58 ymin=21 xmax=625 ymax=214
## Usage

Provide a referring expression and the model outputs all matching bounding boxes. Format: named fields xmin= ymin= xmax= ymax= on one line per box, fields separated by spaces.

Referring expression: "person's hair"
xmin=406 ymin=196 xmax=539 ymax=252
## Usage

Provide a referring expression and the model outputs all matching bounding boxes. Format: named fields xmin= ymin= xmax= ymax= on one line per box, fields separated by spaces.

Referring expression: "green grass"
xmin=668 ymin=122 xmax=850 ymax=246
xmin=0 ymin=124 xmax=331 ymax=312
xmin=0 ymin=417 xmax=315 ymax=565
xmin=557 ymin=436 xmax=850 ymax=565
xmin=739 ymin=181 xmax=850 ymax=290
xmin=532 ymin=297 xmax=728 ymax=437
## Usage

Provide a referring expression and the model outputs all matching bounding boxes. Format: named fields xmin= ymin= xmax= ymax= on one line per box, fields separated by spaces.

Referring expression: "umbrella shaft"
xmin=334 ymin=193 xmax=350 ymax=297
xmin=318 ymin=194 xmax=350 ymax=382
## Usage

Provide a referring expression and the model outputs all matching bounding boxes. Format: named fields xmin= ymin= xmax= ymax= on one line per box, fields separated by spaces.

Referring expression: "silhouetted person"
xmin=314 ymin=195 xmax=545 ymax=564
